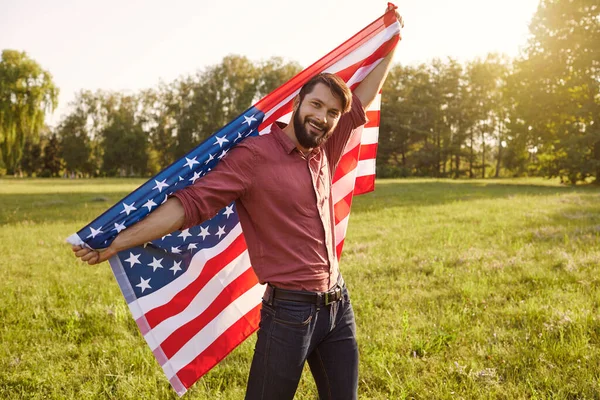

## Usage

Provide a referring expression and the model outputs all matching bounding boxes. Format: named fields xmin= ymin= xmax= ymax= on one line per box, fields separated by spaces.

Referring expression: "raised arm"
xmin=72 ymin=198 xmax=186 ymax=265
xmin=353 ymin=5 xmax=403 ymax=109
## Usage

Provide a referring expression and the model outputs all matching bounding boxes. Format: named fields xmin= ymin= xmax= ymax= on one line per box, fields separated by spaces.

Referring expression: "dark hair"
xmin=298 ymin=73 xmax=352 ymax=114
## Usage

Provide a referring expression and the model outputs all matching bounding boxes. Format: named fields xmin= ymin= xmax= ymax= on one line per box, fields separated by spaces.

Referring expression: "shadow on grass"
xmin=351 ymin=180 xmax=600 ymax=213
xmin=1 ymin=179 xmax=598 ymax=226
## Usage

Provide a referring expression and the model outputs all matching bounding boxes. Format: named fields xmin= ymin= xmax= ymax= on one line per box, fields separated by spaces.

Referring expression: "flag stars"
xmin=184 ymin=157 xmax=200 ymax=169
xmin=214 ymin=135 xmax=229 ymax=148
xmin=120 ymin=202 xmax=137 ymax=216
xmin=223 ymin=205 xmax=235 ymax=219
xmin=170 ymin=261 xmax=182 ymax=275
xmin=148 ymin=257 xmax=164 ymax=272
xmin=188 ymin=243 xmax=198 ymax=251
xmin=189 ymin=171 xmax=201 ymax=184
xmin=218 ymin=149 xmax=228 ymax=160
xmin=87 ymin=226 xmax=103 ymax=239
xmin=161 ymin=233 xmax=172 ymax=240
xmin=171 ymin=246 xmax=182 ymax=254
xmin=124 ymin=252 xmax=141 ymax=268
xmin=235 ymin=132 xmax=243 ymax=142
xmin=216 ymin=226 xmax=226 ymax=239
xmin=153 ymin=179 xmax=169 ymax=193
xmin=178 ymin=229 xmax=192 ymax=242
xmin=243 ymin=114 xmax=257 ymax=126
xmin=198 ymin=226 xmax=210 ymax=240
xmin=143 ymin=199 xmax=157 ymax=211
xmin=136 ymin=277 xmax=152 ymax=293
xmin=113 ymin=222 xmax=126 ymax=233
xmin=204 ymin=153 xmax=215 ymax=165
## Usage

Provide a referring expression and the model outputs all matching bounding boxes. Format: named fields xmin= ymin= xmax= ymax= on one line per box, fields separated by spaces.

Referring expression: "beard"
xmin=293 ymin=108 xmax=334 ymax=150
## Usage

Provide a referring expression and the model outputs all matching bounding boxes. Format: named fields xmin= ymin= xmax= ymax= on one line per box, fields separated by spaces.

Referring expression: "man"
xmin=73 ymin=6 xmax=402 ymax=399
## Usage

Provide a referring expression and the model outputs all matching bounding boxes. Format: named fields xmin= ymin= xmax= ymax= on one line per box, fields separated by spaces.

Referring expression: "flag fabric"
xmin=67 ymin=9 xmax=401 ymax=396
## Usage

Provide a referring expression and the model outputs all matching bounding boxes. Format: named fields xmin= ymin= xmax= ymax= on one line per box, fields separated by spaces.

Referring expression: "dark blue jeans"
xmin=245 ymin=285 xmax=358 ymax=400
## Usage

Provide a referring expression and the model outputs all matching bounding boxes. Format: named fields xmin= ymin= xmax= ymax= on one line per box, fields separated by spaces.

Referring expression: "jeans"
xmin=245 ymin=285 xmax=358 ymax=400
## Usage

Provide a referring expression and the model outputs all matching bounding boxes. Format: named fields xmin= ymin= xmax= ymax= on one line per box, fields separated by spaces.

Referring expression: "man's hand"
xmin=72 ymin=244 xmax=116 ymax=265
xmin=386 ymin=3 xmax=404 ymax=28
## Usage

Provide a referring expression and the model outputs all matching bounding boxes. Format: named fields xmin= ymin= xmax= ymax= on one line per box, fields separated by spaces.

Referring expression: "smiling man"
xmin=73 ymin=6 xmax=403 ymax=399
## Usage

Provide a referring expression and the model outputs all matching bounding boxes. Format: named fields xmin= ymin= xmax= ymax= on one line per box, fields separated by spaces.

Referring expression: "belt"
xmin=263 ymin=276 xmax=345 ymax=307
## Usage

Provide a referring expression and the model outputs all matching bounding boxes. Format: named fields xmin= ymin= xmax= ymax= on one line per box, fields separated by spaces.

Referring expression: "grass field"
xmin=1 ymin=177 xmax=599 ymax=399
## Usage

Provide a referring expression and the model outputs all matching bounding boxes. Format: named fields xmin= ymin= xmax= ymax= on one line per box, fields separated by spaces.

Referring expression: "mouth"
xmin=307 ymin=120 xmax=326 ymax=135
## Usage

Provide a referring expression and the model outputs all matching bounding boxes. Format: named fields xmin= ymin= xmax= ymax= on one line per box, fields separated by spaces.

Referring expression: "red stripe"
xmin=160 ymin=268 xmax=259 ymax=359
xmin=336 ymin=239 xmax=345 ymax=261
xmin=365 ymin=111 xmax=380 ymax=128
xmin=334 ymin=191 xmax=354 ymax=225
xmin=359 ymin=143 xmax=378 ymax=161
xmin=177 ymin=304 xmax=261 ymax=389
xmin=332 ymin=143 xmax=360 ymax=184
xmin=145 ymin=234 xmax=248 ymax=328
xmin=354 ymin=175 xmax=375 ymax=195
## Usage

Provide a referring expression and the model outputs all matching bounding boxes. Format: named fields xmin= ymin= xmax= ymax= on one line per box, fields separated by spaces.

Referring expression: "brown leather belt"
xmin=263 ymin=276 xmax=345 ymax=307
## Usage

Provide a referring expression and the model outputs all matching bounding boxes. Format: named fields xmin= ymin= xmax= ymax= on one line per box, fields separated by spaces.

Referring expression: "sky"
xmin=1 ymin=0 xmax=541 ymax=125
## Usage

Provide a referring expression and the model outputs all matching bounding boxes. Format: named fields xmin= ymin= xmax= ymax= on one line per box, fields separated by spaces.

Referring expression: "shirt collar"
xmin=272 ymin=122 xmax=298 ymax=155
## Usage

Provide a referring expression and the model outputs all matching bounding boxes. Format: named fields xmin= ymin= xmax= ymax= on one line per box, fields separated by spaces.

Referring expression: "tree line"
xmin=1 ymin=0 xmax=598 ymax=183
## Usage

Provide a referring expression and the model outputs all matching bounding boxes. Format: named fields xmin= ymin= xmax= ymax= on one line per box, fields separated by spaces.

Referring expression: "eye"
xmin=312 ymin=101 xmax=321 ymax=108
xmin=329 ymin=111 xmax=340 ymax=119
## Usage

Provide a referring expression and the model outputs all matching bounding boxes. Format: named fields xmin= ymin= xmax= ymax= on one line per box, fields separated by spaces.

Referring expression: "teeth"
xmin=309 ymin=121 xmax=323 ymax=131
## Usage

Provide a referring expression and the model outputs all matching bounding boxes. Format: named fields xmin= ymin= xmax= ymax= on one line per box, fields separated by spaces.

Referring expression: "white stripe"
xmin=324 ymin=23 xmax=400 ymax=75
xmin=332 ymin=168 xmax=358 ymax=204
xmin=367 ymin=93 xmax=382 ymax=111
xmin=342 ymin=126 xmax=363 ymax=156
xmin=163 ymin=283 xmax=265 ymax=379
xmin=129 ymin=223 xmax=244 ymax=319
xmin=335 ymin=214 xmax=350 ymax=246
xmin=144 ymin=251 xmax=252 ymax=349
xmin=356 ymin=159 xmax=376 ymax=177
xmin=361 ymin=127 xmax=379 ymax=145
xmin=345 ymin=59 xmax=382 ymax=89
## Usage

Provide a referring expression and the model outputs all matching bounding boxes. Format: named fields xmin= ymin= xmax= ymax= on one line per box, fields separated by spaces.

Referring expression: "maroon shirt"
xmin=174 ymin=94 xmax=367 ymax=292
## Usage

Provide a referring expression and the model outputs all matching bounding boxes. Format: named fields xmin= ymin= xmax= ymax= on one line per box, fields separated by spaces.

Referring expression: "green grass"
xmin=1 ymin=178 xmax=599 ymax=399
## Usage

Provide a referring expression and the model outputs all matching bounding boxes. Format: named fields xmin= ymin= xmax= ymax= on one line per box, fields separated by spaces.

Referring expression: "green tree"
xmin=0 ymin=50 xmax=58 ymax=174
xmin=41 ymin=133 xmax=62 ymax=177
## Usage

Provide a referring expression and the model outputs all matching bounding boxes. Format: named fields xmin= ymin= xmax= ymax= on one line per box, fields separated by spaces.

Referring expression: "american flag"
xmin=67 ymin=8 xmax=400 ymax=396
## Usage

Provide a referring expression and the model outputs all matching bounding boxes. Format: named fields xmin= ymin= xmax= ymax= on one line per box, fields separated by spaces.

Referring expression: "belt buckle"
xmin=324 ymin=286 xmax=342 ymax=305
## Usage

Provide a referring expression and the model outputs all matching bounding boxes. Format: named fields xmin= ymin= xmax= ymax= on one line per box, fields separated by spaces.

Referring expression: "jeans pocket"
xmin=272 ymin=300 xmax=314 ymax=327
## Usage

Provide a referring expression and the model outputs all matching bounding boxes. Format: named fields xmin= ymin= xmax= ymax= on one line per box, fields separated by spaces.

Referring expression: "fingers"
xmin=72 ymin=245 xmax=101 ymax=265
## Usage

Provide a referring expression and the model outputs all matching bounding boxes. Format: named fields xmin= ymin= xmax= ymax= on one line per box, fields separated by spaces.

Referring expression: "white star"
xmin=136 ymin=277 xmax=152 ymax=293
xmin=178 ymin=229 xmax=192 ymax=242
xmin=223 ymin=205 xmax=235 ymax=218
xmin=188 ymin=243 xmax=197 ymax=250
xmin=143 ymin=242 xmax=152 ymax=248
xmin=218 ymin=149 xmax=228 ymax=160
xmin=235 ymin=132 xmax=243 ymax=142
xmin=216 ymin=225 xmax=226 ymax=239
xmin=148 ymin=257 xmax=164 ymax=272
xmin=171 ymin=246 xmax=182 ymax=254
xmin=204 ymin=153 xmax=215 ymax=165
xmin=214 ymin=135 xmax=230 ymax=148
xmin=120 ymin=202 xmax=137 ymax=216
xmin=178 ymin=176 xmax=184 ymax=181
xmin=153 ymin=179 xmax=169 ymax=193
xmin=161 ymin=233 xmax=172 ymax=240
xmin=113 ymin=222 xmax=126 ymax=233
xmin=198 ymin=226 xmax=210 ymax=240
xmin=124 ymin=252 xmax=141 ymax=268
xmin=243 ymin=114 xmax=257 ymax=126
xmin=184 ymin=157 xmax=200 ymax=169
xmin=170 ymin=261 xmax=182 ymax=275
xmin=86 ymin=226 xmax=103 ymax=239
xmin=161 ymin=195 xmax=168 ymax=205
xmin=142 ymin=199 xmax=157 ymax=211
xmin=246 ymin=128 xmax=255 ymax=137
xmin=189 ymin=171 xmax=201 ymax=184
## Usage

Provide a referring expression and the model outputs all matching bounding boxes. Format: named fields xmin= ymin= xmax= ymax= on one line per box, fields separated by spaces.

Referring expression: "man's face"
xmin=293 ymin=82 xmax=343 ymax=150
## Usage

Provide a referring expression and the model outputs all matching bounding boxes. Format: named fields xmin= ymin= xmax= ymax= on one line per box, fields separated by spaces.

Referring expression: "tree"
xmin=515 ymin=0 xmax=600 ymax=183
xmin=41 ymin=133 xmax=62 ymax=177
xmin=0 ymin=50 xmax=58 ymax=174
